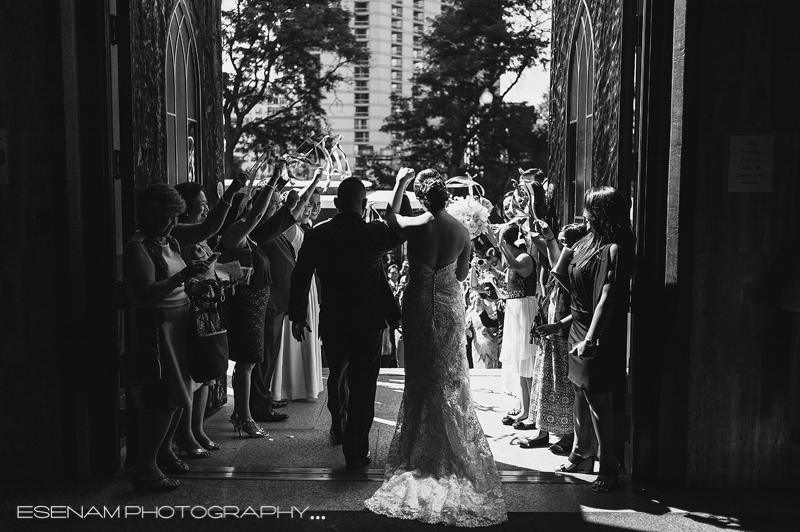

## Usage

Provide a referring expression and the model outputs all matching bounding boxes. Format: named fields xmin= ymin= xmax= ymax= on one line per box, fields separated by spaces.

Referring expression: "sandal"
xmin=501 ymin=415 xmax=516 ymax=425
xmin=272 ymin=400 xmax=289 ymax=408
xmin=519 ymin=432 xmax=549 ymax=448
xmin=157 ymin=458 xmax=190 ymax=474
xmin=512 ymin=420 xmax=537 ymax=430
xmin=199 ymin=440 xmax=221 ymax=451
xmin=549 ymin=434 xmax=574 ymax=456
xmin=174 ymin=440 xmax=211 ymax=459
xmin=131 ymin=475 xmax=180 ymax=492
xmin=556 ymin=452 xmax=595 ymax=474
xmin=592 ymin=464 xmax=620 ymax=492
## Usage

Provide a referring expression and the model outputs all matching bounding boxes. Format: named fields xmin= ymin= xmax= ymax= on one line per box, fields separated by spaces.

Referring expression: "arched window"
xmin=165 ymin=1 xmax=200 ymax=185
xmin=565 ymin=4 xmax=594 ymax=224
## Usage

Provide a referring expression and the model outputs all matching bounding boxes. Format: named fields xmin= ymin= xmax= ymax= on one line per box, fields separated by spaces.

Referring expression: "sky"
xmin=500 ymin=63 xmax=550 ymax=107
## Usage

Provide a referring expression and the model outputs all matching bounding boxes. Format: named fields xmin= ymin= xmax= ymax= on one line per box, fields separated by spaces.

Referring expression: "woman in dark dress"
xmin=219 ymin=164 xmax=298 ymax=437
xmin=551 ymin=186 xmax=635 ymax=492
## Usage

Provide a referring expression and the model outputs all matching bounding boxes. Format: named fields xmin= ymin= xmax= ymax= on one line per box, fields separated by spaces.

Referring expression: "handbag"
xmin=186 ymin=278 xmax=229 ymax=383
xmin=119 ymin=309 xmax=164 ymax=388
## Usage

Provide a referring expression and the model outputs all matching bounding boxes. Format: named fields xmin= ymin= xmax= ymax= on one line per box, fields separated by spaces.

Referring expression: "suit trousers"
xmin=321 ymin=325 xmax=383 ymax=465
xmin=250 ymin=311 xmax=286 ymax=414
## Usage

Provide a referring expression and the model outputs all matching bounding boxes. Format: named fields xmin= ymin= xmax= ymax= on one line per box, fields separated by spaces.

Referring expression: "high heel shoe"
xmin=591 ymin=463 xmax=620 ymax=492
xmin=131 ymin=475 xmax=180 ymax=492
xmin=230 ymin=414 xmax=268 ymax=438
xmin=556 ymin=452 xmax=595 ymax=474
xmin=238 ymin=418 xmax=268 ymax=438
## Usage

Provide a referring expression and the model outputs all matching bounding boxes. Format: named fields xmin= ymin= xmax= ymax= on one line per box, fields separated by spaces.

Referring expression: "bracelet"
xmin=263 ymin=184 xmax=275 ymax=190
xmin=546 ymin=236 xmax=555 ymax=242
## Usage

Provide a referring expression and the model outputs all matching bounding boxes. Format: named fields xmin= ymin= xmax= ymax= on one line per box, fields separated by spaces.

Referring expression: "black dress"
xmin=567 ymin=244 xmax=631 ymax=393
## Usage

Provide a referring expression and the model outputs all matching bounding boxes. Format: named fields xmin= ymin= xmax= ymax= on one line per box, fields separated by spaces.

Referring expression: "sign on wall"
xmin=728 ymin=135 xmax=774 ymax=192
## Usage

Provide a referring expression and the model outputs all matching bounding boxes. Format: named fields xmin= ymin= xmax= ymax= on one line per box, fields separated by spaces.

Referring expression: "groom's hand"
xmin=291 ymin=319 xmax=312 ymax=342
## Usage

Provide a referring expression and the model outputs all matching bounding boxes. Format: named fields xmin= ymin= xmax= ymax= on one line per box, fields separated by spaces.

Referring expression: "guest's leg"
xmin=134 ymin=406 xmax=177 ymax=480
xmin=158 ymin=408 xmax=183 ymax=462
xmin=572 ymin=386 xmax=594 ymax=458
xmin=519 ymin=376 xmax=532 ymax=420
xmin=584 ymin=390 xmax=618 ymax=469
xmin=174 ymin=399 xmax=206 ymax=454
xmin=233 ymin=362 xmax=255 ymax=421
xmin=342 ymin=328 xmax=383 ymax=464
xmin=250 ymin=313 xmax=284 ymax=416
xmin=191 ymin=385 xmax=215 ymax=449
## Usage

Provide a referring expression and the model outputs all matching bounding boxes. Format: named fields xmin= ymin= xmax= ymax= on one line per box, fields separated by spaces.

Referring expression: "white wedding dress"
xmin=365 ymin=258 xmax=508 ymax=527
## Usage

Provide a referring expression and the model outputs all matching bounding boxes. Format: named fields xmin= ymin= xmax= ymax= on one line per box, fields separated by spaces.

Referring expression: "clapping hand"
xmin=396 ymin=167 xmax=415 ymax=187
xmin=532 ymin=219 xmax=555 ymax=240
xmin=283 ymin=189 xmax=301 ymax=210
xmin=229 ymin=173 xmax=248 ymax=194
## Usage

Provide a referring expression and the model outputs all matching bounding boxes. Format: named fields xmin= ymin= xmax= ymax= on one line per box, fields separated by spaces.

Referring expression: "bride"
xmin=364 ymin=168 xmax=508 ymax=527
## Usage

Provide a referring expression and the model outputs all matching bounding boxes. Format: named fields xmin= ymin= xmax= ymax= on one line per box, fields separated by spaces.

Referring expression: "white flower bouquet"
xmin=446 ymin=195 xmax=490 ymax=240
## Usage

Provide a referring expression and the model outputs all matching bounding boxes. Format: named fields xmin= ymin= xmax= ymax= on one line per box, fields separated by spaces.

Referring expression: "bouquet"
xmin=446 ymin=195 xmax=490 ymax=240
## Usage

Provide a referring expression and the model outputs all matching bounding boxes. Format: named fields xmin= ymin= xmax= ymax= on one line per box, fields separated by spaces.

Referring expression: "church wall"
xmin=549 ymin=0 xmax=624 ymax=223
xmin=128 ymin=0 xmax=224 ymax=196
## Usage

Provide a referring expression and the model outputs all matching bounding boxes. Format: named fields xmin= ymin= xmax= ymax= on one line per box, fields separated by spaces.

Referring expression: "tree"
xmin=222 ymin=0 xmax=368 ymax=176
xmin=377 ymin=0 xmax=549 ymax=203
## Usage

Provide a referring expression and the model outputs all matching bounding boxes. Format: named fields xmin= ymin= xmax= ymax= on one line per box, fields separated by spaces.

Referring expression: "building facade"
xmin=323 ymin=0 xmax=442 ymax=179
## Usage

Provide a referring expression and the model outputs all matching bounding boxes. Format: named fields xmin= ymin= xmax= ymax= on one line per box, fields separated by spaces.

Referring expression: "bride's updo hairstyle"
xmin=414 ymin=169 xmax=449 ymax=211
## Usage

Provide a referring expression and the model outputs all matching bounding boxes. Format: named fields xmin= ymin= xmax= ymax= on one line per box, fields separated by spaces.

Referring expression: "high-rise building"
xmin=322 ymin=0 xmax=442 ymax=180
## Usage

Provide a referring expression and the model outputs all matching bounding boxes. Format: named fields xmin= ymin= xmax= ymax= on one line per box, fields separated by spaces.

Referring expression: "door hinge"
xmin=113 ymin=149 xmax=121 ymax=180
xmin=109 ymin=14 xmax=118 ymax=46
xmin=116 ymin=280 xmax=129 ymax=310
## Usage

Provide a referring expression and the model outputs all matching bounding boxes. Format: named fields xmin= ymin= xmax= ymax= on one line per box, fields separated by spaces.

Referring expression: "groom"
xmin=288 ymin=177 xmax=406 ymax=470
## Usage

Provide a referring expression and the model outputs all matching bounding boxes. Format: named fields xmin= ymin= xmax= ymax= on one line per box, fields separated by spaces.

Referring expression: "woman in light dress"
xmin=365 ymin=168 xmax=507 ymax=527
xmin=271 ymin=189 xmax=324 ymax=401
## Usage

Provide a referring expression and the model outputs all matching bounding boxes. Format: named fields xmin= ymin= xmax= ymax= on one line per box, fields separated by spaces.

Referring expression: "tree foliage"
xmin=222 ymin=0 xmax=367 ymax=175
xmin=376 ymin=0 xmax=550 ymax=203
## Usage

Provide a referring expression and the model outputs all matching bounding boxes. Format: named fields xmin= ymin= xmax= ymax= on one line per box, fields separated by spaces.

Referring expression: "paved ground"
xmin=1 ymin=369 xmax=796 ymax=531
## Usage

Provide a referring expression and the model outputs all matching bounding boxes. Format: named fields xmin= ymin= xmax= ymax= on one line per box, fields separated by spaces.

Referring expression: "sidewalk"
xmin=1 ymin=369 xmax=796 ymax=531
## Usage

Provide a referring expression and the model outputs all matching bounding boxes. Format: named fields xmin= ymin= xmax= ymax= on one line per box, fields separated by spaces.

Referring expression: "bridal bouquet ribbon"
xmin=446 ymin=195 xmax=490 ymax=240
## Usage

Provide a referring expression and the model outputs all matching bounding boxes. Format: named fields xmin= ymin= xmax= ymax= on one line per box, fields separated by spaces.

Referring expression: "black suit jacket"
xmin=263 ymin=231 xmax=295 ymax=314
xmin=288 ymin=212 xmax=404 ymax=332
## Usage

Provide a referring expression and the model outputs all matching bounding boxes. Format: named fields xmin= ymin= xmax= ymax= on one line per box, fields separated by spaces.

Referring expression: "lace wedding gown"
xmin=365 ymin=259 xmax=508 ymax=527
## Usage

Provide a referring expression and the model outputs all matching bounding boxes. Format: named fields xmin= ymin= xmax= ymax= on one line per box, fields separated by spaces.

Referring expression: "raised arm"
xmin=222 ymin=162 xmax=283 ymax=250
xmin=290 ymin=167 xmax=323 ymax=219
xmin=172 ymin=174 xmax=246 ymax=248
xmin=500 ymin=241 xmax=534 ymax=277
xmin=386 ymin=167 xmax=426 ymax=234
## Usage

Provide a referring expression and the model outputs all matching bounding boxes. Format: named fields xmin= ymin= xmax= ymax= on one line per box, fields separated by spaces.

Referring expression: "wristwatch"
xmin=584 ymin=338 xmax=598 ymax=347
